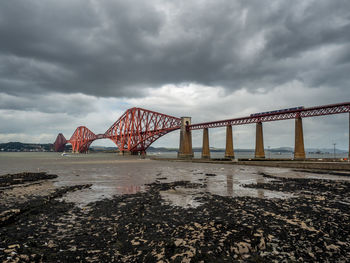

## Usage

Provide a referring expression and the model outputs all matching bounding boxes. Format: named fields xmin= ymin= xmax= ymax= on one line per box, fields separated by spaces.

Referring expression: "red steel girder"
xmin=189 ymin=102 xmax=350 ymax=130
xmin=104 ymin=107 xmax=181 ymax=152
xmin=53 ymin=133 xmax=67 ymax=152
xmin=68 ymin=126 xmax=98 ymax=153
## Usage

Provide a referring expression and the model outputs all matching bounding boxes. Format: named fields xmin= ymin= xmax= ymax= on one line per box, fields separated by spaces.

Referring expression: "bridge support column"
xmin=225 ymin=125 xmax=235 ymax=159
xmin=255 ymin=122 xmax=265 ymax=159
xmin=201 ymin=128 xmax=210 ymax=159
xmin=178 ymin=117 xmax=193 ymax=159
xmin=294 ymin=117 xmax=306 ymax=160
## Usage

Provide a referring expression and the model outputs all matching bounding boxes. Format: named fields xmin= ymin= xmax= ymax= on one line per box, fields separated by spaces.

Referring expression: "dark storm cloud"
xmin=0 ymin=92 xmax=97 ymax=116
xmin=0 ymin=0 xmax=349 ymax=99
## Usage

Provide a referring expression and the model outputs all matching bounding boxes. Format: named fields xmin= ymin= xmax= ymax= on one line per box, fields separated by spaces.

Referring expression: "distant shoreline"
xmin=0 ymin=141 xmax=348 ymax=154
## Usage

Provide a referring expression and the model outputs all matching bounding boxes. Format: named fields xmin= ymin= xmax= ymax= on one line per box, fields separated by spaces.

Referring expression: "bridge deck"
xmin=189 ymin=102 xmax=350 ymax=130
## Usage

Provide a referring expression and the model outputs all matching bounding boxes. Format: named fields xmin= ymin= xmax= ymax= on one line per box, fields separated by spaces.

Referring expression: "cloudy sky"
xmin=0 ymin=0 xmax=349 ymax=150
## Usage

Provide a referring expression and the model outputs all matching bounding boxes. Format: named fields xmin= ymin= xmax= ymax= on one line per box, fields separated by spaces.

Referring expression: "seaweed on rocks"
xmin=157 ymin=177 xmax=168 ymax=180
xmin=1 ymin=179 xmax=349 ymax=262
xmin=258 ymin=172 xmax=279 ymax=180
xmin=250 ymin=172 xmax=350 ymax=198
xmin=293 ymin=169 xmax=350 ymax=177
xmin=0 ymin=172 xmax=57 ymax=187
xmin=147 ymin=180 xmax=205 ymax=191
xmin=0 ymin=184 xmax=92 ymax=227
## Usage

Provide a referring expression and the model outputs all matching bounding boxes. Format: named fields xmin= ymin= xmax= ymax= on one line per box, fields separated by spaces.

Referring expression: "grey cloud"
xmin=0 ymin=92 xmax=97 ymax=116
xmin=0 ymin=0 xmax=349 ymax=98
xmin=0 ymin=110 xmax=73 ymax=134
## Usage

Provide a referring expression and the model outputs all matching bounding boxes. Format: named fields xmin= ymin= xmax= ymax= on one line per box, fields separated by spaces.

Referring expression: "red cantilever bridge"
xmin=54 ymin=107 xmax=182 ymax=154
xmin=54 ymin=102 xmax=350 ymax=158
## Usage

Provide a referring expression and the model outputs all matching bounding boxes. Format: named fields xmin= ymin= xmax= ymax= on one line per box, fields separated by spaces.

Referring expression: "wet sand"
xmin=0 ymin=153 xmax=349 ymax=262
xmin=152 ymin=157 xmax=350 ymax=171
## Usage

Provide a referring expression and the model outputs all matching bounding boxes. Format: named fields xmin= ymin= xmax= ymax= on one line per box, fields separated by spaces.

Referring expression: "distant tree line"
xmin=0 ymin=142 xmax=65 ymax=152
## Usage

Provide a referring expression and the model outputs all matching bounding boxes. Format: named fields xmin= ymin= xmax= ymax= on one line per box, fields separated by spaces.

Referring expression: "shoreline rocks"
xmin=1 ymin=172 xmax=349 ymax=262
xmin=0 ymin=172 xmax=57 ymax=188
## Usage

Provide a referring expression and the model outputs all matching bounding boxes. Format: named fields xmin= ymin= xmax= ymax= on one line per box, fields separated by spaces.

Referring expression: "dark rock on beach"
xmin=0 ymin=172 xmax=349 ymax=262
xmin=0 ymin=172 xmax=57 ymax=188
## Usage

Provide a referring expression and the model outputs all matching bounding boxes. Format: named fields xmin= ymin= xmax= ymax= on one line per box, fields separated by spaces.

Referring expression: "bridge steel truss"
xmin=53 ymin=133 xmax=67 ymax=152
xmin=69 ymin=126 xmax=98 ymax=153
xmin=54 ymin=108 xmax=181 ymax=153
xmin=188 ymin=102 xmax=350 ymax=130
xmin=105 ymin=107 xmax=181 ymax=153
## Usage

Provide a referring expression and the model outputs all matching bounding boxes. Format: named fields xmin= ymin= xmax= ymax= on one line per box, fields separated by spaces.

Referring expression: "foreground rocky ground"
xmin=0 ymin=171 xmax=349 ymax=262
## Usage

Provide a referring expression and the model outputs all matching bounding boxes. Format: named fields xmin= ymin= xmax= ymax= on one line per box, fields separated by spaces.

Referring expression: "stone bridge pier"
xmin=294 ymin=116 xmax=305 ymax=159
xmin=255 ymin=122 xmax=265 ymax=159
xmin=178 ymin=117 xmax=194 ymax=159
xmin=225 ymin=125 xmax=235 ymax=159
xmin=178 ymin=110 xmax=350 ymax=161
xmin=253 ymin=117 xmax=306 ymax=160
xmin=200 ymin=125 xmax=236 ymax=160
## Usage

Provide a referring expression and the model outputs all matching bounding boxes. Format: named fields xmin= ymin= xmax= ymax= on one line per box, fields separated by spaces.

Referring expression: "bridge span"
xmin=54 ymin=102 xmax=350 ymax=160
xmin=54 ymin=107 xmax=181 ymax=154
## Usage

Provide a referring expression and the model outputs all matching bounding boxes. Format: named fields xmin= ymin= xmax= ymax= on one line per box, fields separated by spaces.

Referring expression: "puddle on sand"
xmin=59 ymin=184 xmax=147 ymax=207
xmin=59 ymin=163 xmax=342 ymax=208
xmin=159 ymin=172 xmax=293 ymax=208
xmin=160 ymin=187 xmax=203 ymax=208
xmin=205 ymin=174 xmax=293 ymax=199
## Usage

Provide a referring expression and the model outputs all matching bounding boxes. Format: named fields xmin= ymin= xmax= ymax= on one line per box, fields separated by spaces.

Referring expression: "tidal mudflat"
xmin=0 ymin=153 xmax=349 ymax=262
